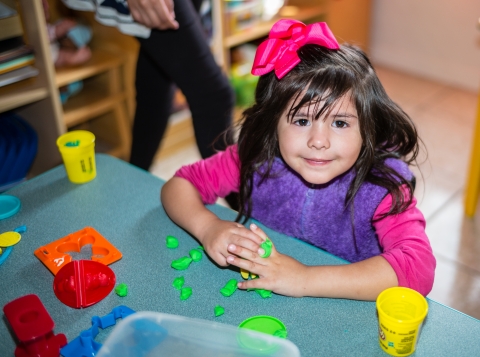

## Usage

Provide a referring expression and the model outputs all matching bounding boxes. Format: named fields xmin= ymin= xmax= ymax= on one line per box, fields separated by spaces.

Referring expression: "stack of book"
xmin=0 ymin=1 xmax=38 ymax=87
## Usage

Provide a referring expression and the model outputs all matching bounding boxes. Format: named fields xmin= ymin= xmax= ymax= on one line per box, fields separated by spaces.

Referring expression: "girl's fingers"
xmin=211 ymin=252 xmax=229 ymax=267
xmin=250 ymin=223 xmax=268 ymax=240
xmin=227 ymin=244 xmax=265 ymax=264
xmin=237 ymin=277 xmax=265 ymax=290
xmin=238 ymin=226 xmax=264 ymax=244
xmin=226 ymin=253 xmax=263 ymax=272
xmin=231 ymin=234 xmax=262 ymax=253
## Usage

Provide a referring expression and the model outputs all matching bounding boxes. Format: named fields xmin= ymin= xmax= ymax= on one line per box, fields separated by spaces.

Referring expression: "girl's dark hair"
xmin=235 ymin=44 xmax=420 ymax=223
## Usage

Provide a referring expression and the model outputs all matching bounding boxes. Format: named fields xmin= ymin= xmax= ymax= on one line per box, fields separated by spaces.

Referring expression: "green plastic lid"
xmin=239 ymin=315 xmax=287 ymax=337
xmin=238 ymin=315 xmax=287 ymax=353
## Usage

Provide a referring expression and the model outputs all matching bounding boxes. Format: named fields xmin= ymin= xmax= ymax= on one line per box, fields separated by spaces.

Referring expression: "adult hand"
xmin=128 ymin=0 xmax=179 ymax=30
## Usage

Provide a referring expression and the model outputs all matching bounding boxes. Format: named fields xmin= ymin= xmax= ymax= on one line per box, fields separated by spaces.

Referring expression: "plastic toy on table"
xmin=3 ymin=294 xmax=67 ymax=357
xmin=0 ymin=225 xmax=26 ymax=266
xmin=95 ymin=311 xmax=300 ymax=357
xmin=60 ymin=305 xmax=135 ymax=357
xmin=0 ymin=195 xmax=21 ymax=219
xmin=53 ymin=260 xmax=116 ymax=308
xmin=34 ymin=227 xmax=122 ymax=275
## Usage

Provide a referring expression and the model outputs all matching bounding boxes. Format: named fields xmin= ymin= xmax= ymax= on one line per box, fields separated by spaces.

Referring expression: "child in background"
xmin=161 ymin=19 xmax=436 ymax=301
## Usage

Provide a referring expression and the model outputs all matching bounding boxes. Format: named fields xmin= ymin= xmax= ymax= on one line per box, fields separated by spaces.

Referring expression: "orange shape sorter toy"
xmin=34 ymin=227 xmax=122 ymax=275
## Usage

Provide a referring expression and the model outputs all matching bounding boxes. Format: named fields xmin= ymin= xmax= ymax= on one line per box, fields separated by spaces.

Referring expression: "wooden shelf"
xmin=224 ymin=5 xmax=327 ymax=48
xmin=63 ymin=92 xmax=125 ymax=127
xmin=55 ymin=49 xmax=122 ymax=87
xmin=54 ymin=44 xmax=131 ymax=159
xmin=0 ymin=77 xmax=48 ymax=112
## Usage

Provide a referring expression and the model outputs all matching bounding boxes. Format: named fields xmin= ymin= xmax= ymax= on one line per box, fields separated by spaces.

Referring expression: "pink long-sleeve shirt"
xmin=175 ymin=145 xmax=436 ymax=296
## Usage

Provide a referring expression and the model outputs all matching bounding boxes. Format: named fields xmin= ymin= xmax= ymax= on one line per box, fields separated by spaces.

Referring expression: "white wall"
xmin=370 ymin=0 xmax=480 ymax=92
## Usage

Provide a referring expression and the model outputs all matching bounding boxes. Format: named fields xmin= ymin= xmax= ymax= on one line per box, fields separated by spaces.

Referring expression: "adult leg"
xmin=135 ymin=0 xmax=234 ymax=159
xmin=129 ymin=44 xmax=175 ymax=170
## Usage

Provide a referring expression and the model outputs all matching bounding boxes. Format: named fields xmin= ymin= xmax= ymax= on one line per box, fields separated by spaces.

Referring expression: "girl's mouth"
xmin=304 ymin=158 xmax=332 ymax=165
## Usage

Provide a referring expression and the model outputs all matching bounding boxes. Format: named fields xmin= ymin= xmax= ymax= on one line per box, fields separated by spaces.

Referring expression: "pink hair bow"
xmin=251 ymin=19 xmax=339 ymax=79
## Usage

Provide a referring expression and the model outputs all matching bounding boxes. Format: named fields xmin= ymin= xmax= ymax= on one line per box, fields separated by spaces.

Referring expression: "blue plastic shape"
xmin=14 ymin=225 xmax=27 ymax=233
xmin=60 ymin=306 xmax=136 ymax=357
xmin=0 ymin=246 xmax=13 ymax=266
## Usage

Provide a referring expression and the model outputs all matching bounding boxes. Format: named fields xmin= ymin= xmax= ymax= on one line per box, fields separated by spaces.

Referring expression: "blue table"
xmin=1 ymin=154 xmax=479 ymax=356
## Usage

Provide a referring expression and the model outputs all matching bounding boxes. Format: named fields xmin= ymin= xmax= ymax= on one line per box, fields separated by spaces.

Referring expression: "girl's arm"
xmin=227 ymin=224 xmax=398 ymax=300
xmin=227 ymin=191 xmax=434 ymax=300
xmin=162 ymin=178 xmax=263 ymax=266
xmin=375 ymin=192 xmax=435 ymax=296
xmin=161 ymin=146 xmax=264 ymax=266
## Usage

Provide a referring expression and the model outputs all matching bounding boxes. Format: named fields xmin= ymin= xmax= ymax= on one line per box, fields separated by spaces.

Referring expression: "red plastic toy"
xmin=53 ymin=259 xmax=116 ymax=308
xmin=3 ymin=294 xmax=67 ymax=357
xmin=34 ymin=227 xmax=123 ymax=275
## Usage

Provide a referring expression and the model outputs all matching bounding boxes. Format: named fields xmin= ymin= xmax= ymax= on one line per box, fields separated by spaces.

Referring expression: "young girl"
xmin=161 ymin=19 xmax=436 ymax=301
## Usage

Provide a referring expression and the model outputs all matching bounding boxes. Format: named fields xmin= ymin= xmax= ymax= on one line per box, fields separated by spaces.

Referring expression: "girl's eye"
xmin=332 ymin=120 xmax=348 ymax=128
xmin=293 ymin=119 xmax=310 ymax=126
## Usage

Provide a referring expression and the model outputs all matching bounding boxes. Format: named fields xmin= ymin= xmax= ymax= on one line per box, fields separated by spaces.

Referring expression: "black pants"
xmin=129 ymin=0 xmax=234 ymax=170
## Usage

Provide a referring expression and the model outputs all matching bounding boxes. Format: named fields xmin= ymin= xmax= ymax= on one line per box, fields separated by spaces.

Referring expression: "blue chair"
xmin=0 ymin=112 xmax=38 ymax=192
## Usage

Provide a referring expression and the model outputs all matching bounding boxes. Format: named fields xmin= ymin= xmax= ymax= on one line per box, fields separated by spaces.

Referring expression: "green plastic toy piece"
xmin=255 ymin=289 xmax=272 ymax=299
xmin=115 ymin=283 xmax=128 ymax=297
xmin=166 ymin=235 xmax=179 ymax=249
xmin=214 ymin=305 xmax=225 ymax=317
xmin=171 ymin=256 xmax=193 ymax=270
xmin=260 ymin=238 xmax=273 ymax=258
xmin=180 ymin=287 xmax=192 ymax=300
xmin=197 ymin=246 xmax=204 ymax=250
xmin=220 ymin=279 xmax=238 ymax=297
xmin=172 ymin=276 xmax=185 ymax=290
xmin=189 ymin=248 xmax=202 ymax=262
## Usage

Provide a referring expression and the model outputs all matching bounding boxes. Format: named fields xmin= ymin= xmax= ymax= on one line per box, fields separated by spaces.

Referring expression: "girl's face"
xmin=277 ymin=93 xmax=362 ymax=185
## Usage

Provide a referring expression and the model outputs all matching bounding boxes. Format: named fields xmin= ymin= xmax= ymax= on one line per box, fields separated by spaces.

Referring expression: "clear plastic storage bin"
xmin=97 ymin=311 xmax=300 ymax=357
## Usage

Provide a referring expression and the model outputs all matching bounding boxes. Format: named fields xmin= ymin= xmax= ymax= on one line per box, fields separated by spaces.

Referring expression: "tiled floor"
xmin=150 ymin=66 xmax=480 ymax=320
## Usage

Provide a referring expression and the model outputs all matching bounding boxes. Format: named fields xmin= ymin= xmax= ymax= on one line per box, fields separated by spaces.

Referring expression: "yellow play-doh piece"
xmin=0 ymin=231 xmax=21 ymax=247
xmin=240 ymin=268 xmax=258 ymax=280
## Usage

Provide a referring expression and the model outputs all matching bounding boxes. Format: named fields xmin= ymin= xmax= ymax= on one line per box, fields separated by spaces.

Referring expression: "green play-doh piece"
xmin=220 ymin=279 xmax=238 ymax=297
xmin=189 ymin=248 xmax=202 ymax=262
xmin=197 ymin=246 xmax=204 ymax=250
xmin=172 ymin=276 xmax=185 ymax=290
xmin=255 ymin=289 xmax=272 ymax=299
xmin=260 ymin=238 xmax=273 ymax=258
xmin=65 ymin=140 xmax=80 ymax=147
xmin=214 ymin=305 xmax=225 ymax=317
xmin=171 ymin=256 xmax=193 ymax=270
xmin=166 ymin=235 xmax=179 ymax=249
xmin=115 ymin=283 xmax=128 ymax=297
xmin=180 ymin=287 xmax=192 ymax=300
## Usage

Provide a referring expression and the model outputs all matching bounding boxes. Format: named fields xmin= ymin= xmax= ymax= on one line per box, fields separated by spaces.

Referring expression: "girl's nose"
xmin=307 ymin=125 xmax=330 ymax=150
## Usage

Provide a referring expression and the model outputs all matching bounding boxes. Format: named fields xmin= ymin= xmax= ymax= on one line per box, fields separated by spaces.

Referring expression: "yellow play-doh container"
xmin=376 ymin=287 xmax=428 ymax=356
xmin=56 ymin=130 xmax=96 ymax=184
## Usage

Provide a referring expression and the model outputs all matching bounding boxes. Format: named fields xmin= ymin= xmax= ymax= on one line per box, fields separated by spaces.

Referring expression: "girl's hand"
xmin=226 ymin=224 xmax=310 ymax=297
xmin=199 ymin=219 xmax=264 ymax=267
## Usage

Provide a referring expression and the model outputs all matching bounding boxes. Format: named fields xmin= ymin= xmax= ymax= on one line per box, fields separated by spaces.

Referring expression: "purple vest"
xmin=250 ymin=158 xmax=413 ymax=263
